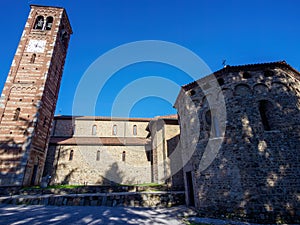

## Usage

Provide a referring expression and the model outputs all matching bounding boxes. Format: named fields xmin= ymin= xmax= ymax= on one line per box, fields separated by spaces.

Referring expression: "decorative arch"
xmin=271 ymin=82 xmax=289 ymax=94
xmin=253 ymin=83 xmax=269 ymax=94
xmin=234 ymin=84 xmax=252 ymax=96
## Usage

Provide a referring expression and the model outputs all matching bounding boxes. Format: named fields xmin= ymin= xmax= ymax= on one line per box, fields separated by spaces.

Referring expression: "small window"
xmin=72 ymin=124 xmax=76 ymax=136
xmin=92 ymin=125 xmax=97 ymax=135
xmin=258 ymin=100 xmax=273 ymax=131
xmin=96 ymin=150 xmax=100 ymax=161
xmin=13 ymin=108 xmax=20 ymax=121
xmin=34 ymin=16 xmax=44 ymax=30
xmin=217 ymin=78 xmax=224 ymax=86
xmin=69 ymin=150 xmax=74 ymax=161
xmin=133 ymin=125 xmax=137 ymax=136
xmin=30 ymin=54 xmax=36 ymax=63
xmin=45 ymin=16 xmax=53 ymax=30
xmin=205 ymin=110 xmax=221 ymax=137
xmin=264 ymin=70 xmax=274 ymax=77
xmin=43 ymin=117 xmax=47 ymax=127
xmin=122 ymin=151 xmax=126 ymax=162
xmin=243 ymin=72 xmax=252 ymax=79
xmin=113 ymin=125 xmax=117 ymax=135
xmin=189 ymin=90 xmax=196 ymax=96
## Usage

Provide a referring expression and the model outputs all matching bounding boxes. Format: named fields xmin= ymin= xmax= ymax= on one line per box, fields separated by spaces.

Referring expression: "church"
xmin=0 ymin=5 xmax=299 ymax=223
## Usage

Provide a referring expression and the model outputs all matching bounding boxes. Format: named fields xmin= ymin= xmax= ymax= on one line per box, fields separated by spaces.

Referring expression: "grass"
xmin=121 ymin=183 xmax=163 ymax=187
xmin=22 ymin=184 xmax=84 ymax=190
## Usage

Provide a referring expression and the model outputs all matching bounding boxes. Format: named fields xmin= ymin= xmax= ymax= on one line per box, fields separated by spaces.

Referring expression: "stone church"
xmin=0 ymin=4 xmax=299 ymax=223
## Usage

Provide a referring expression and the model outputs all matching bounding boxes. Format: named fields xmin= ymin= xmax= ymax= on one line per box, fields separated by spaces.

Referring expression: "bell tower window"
xmin=34 ymin=16 xmax=44 ymax=30
xmin=45 ymin=16 xmax=53 ymax=30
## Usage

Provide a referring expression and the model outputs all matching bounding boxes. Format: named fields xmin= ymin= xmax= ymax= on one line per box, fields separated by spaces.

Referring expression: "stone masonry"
xmin=175 ymin=61 xmax=300 ymax=223
xmin=44 ymin=115 xmax=183 ymax=187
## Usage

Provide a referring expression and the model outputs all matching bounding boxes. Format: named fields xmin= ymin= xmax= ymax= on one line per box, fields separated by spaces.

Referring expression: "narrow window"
xmin=69 ymin=150 xmax=74 ymax=161
xmin=72 ymin=124 xmax=75 ymax=136
xmin=43 ymin=117 xmax=47 ymax=127
xmin=133 ymin=125 xmax=137 ymax=136
xmin=92 ymin=125 xmax=97 ymax=135
xmin=96 ymin=150 xmax=100 ymax=161
xmin=30 ymin=54 xmax=36 ymax=63
xmin=122 ymin=151 xmax=126 ymax=162
xmin=258 ymin=100 xmax=272 ymax=131
xmin=45 ymin=16 xmax=53 ymax=30
xmin=113 ymin=125 xmax=117 ymax=135
xmin=34 ymin=16 xmax=44 ymax=30
xmin=13 ymin=108 xmax=20 ymax=121
xmin=205 ymin=110 xmax=221 ymax=137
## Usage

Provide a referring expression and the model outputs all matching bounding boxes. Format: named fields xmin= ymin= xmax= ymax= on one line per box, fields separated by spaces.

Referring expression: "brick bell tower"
xmin=0 ymin=5 xmax=72 ymax=186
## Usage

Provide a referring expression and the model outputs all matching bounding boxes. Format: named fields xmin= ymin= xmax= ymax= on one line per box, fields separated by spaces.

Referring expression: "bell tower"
xmin=0 ymin=5 xmax=72 ymax=186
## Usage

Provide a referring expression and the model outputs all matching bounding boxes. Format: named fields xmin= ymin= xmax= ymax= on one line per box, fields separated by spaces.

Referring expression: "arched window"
xmin=45 ymin=16 xmax=53 ymax=30
xmin=34 ymin=16 xmax=44 ymax=30
xmin=122 ymin=151 xmax=126 ymax=162
xmin=30 ymin=54 xmax=36 ymax=63
xmin=96 ymin=150 xmax=100 ymax=161
xmin=133 ymin=125 xmax=137 ymax=136
xmin=258 ymin=100 xmax=273 ymax=131
xmin=205 ymin=110 xmax=221 ymax=138
xmin=113 ymin=125 xmax=117 ymax=135
xmin=13 ymin=108 xmax=20 ymax=121
xmin=69 ymin=150 xmax=74 ymax=161
xmin=92 ymin=125 xmax=97 ymax=135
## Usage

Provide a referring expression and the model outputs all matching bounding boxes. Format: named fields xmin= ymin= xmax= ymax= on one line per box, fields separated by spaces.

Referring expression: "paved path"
xmin=0 ymin=204 xmax=191 ymax=225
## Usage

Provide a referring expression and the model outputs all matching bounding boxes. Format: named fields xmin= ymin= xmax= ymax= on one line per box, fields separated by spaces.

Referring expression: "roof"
xmin=30 ymin=5 xmax=65 ymax=10
xmin=182 ymin=61 xmax=300 ymax=91
xmin=155 ymin=114 xmax=178 ymax=120
xmin=50 ymin=137 xmax=150 ymax=146
xmin=54 ymin=115 xmax=152 ymax=122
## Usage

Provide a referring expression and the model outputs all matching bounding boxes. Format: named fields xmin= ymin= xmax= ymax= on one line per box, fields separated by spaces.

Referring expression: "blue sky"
xmin=0 ymin=0 xmax=300 ymax=118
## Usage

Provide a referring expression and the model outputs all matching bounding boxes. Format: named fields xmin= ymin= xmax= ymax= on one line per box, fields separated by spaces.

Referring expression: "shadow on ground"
xmin=0 ymin=204 xmax=187 ymax=225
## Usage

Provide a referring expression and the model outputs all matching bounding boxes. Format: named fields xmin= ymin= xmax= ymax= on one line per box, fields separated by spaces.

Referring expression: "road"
xmin=0 ymin=204 xmax=190 ymax=225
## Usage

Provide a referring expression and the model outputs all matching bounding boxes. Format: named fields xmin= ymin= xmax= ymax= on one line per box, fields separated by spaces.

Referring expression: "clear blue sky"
xmin=0 ymin=0 xmax=300 ymax=118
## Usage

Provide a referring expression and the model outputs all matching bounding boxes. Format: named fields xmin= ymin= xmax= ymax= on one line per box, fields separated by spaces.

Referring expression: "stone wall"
xmin=175 ymin=62 xmax=300 ymax=223
xmin=46 ymin=144 xmax=152 ymax=185
xmin=0 ymin=191 xmax=185 ymax=208
xmin=148 ymin=117 xmax=183 ymax=188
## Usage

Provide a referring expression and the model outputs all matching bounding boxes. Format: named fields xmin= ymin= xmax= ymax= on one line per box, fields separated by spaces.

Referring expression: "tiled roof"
xmin=54 ymin=115 xmax=152 ymax=122
xmin=182 ymin=61 xmax=300 ymax=91
xmin=50 ymin=137 xmax=150 ymax=146
xmin=155 ymin=114 xmax=178 ymax=120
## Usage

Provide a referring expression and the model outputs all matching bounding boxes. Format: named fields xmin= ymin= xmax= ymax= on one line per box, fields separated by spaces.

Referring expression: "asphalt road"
xmin=0 ymin=204 xmax=189 ymax=225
